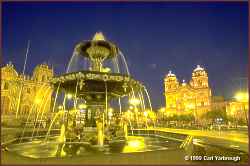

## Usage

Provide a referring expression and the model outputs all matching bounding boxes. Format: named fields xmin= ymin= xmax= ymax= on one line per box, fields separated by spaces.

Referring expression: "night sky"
xmin=2 ymin=2 xmax=248 ymax=109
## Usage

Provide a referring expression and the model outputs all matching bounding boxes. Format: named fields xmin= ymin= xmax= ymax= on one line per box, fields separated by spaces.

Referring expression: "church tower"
xmin=190 ymin=65 xmax=209 ymax=88
xmin=190 ymin=65 xmax=212 ymax=118
xmin=164 ymin=71 xmax=179 ymax=112
xmin=32 ymin=63 xmax=53 ymax=82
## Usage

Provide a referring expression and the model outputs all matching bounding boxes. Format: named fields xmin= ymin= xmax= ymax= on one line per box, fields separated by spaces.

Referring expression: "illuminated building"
xmin=1 ymin=62 xmax=53 ymax=116
xmin=226 ymin=92 xmax=249 ymax=123
xmin=211 ymin=96 xmax=227 ymax=111
xmin=164 ymin=65 xmax=212 ymax=121
xmin=226 ymin=101 xmax=248 ymax=122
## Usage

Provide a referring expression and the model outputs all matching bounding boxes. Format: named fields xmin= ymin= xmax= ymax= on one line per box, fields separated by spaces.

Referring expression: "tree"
xmin=202 ymin=108 xmax=227 ymax=125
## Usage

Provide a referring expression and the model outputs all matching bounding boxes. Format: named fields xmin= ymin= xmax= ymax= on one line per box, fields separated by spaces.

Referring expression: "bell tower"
xmin=164 ymin=71 xmax=179 ymax=111
xmin=190 ymin=65 xmax=209 ymax=88
xmin=32 ymin=63 xmax=53 ymax=82
xmin=164 ymin=71 xmax=179 ymax=91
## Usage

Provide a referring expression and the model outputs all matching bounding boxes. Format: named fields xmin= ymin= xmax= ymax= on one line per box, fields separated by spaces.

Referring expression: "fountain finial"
xmin=92 ymin=32 xmax=106 ymax=41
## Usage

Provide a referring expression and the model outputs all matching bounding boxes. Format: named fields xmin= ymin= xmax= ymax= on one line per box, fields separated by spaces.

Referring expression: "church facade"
xmin=164 ymin=65 xmax=212 ymax=121
xmin=1 ymin=62 xmax=54 ymax=116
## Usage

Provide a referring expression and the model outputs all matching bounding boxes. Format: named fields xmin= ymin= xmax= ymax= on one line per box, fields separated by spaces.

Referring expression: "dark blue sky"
xmin=2 ymin=2 xmax=248 ymax=109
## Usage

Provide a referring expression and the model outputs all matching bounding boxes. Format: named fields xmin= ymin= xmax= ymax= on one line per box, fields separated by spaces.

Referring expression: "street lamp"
xmin=66 ymin=93 xmax=73 ymax=99
xmin=58 ymin=105 xmax=63 ymax=110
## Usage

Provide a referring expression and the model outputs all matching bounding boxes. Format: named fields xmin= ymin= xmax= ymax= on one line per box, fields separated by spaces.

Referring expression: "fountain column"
xmin=124 ymin=122 xmax=128 ymax=140
xmin=96 ymin=119 xmax=104 ymax=146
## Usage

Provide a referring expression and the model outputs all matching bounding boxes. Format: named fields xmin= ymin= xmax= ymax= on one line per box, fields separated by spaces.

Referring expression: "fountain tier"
xmin=51 ymin=71 xmax=144 ymax=103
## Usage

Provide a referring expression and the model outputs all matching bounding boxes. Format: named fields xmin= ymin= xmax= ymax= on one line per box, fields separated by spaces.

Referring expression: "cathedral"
xmin=1 ymin=62 xmax=54 ymax=116
xmin=164 ymin=65 xmax=212 ymax=121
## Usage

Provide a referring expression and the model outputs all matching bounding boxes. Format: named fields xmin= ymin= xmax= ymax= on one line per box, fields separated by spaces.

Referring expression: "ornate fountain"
xmin=51 ymin=32 xmax=144 ymax=149
xmin=4 ymin=32 xmax=186 ymax=160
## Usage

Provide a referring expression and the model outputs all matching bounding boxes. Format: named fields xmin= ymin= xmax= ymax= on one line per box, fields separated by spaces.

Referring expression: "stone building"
xmin=226 ymin=100 xmax=248 ymax=123
xmin=1 ymin=62 xmax=54 ymax=117
xmin=164 ymin=65 xmax=212 ymax=121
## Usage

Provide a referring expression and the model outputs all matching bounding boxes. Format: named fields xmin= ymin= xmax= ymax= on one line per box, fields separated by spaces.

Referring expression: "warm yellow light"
xmin=129 ymin=105 xmax=134 ymax=110
xmin=122 ymin=137 xmax=145 ymax=153
xmin=58 ymin=105 xmax=63 ymax=110
xmin=187 ymin=103 xmax=195 ymax=109
xmin=67 ymin=93 xmax=73 ymax=99
xmin=235 ymin=92 xmax=248 ymax=102
xmin=35 ymin=98 xmax=41 ymax=104
xmin=92 ymin=32 xmax=106 ymax=41
xmin=78 ymin=104 xmax=87 ymax=109
xmin=128 ymin=140 xmax=141 ymax=147
xmin=159 ymin=107 xmax=165 ymax=113
xmin=129 ymin=98 xmax=140 ymax=106
xmin=102 ymin=67 xmax=111 ymax=73
xmin=108 ymin=111 xmax=113 ymax=117
xmin=144 ymin=111 xmax=148 ymax=117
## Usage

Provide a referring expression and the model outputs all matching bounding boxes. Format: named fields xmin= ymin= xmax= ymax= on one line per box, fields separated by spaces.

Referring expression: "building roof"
xmin=166 ymin=70 xmax=176 ymax=77
xmin=193 ymin=65 xmax=205 ymax=72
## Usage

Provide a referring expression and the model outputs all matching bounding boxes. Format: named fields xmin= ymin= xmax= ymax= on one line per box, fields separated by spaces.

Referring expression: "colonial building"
xmin=211 ymin=95 xmax=248 ymax=123
xmin=226 ymin=100 xmax=248 ymax=123
xmin=211 ymin=96 xmax=227 ymax=111
xmin=164 ymin=65 xmax=212 ymax=120
xmin=1 ymin=62 xmax=54 ymax=116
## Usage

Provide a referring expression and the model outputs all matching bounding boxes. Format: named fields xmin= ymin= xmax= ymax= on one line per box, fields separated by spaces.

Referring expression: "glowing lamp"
xmin=235 ymin=92 xmax=248 ymax=102
xmin=66 ymin=93 xmax=73 ymax=99
xmin=79 ymin=104 xmax=87 ymax=109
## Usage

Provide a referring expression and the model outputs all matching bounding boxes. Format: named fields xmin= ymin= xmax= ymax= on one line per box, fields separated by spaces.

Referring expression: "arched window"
xmin=42 ymin=75 xmax=46 ymax=82
xmin=201 ymin=101 xmax=204 ymax=106
xmin=21 ymin=105 xmax=30 ymax=115
xmin=4 ymin=82 xmax=9 ymax=90
xmin=198 ymin=80 xmax=202 ymax=86
xmin=27 ymin=88 xmax=31 ymax=94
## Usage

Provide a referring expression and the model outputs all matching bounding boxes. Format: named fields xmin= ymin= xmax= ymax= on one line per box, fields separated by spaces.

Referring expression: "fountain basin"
xmin=5 ymin=135 xmax=183 ymax=159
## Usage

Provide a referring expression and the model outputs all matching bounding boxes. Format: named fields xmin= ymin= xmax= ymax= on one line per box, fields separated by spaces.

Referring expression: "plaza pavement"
xmin=145 ymin=127 xmax=248 ymax=143
xmin=137 ymin=127 xmax=249 ymax=152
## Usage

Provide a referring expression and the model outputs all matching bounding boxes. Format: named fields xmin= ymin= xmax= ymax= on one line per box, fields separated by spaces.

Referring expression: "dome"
xmin=166 ymin=70 xmax=176 ymax=77
xmin=192 ymin=65 xmax=207 ymax=77
xmin=165 ymin=70 xmax=178 ymax=83
xmin=1 ymin=61 xmax=18 ymax=79
xmin=193 ymin=65 xmax=204 ymax=72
